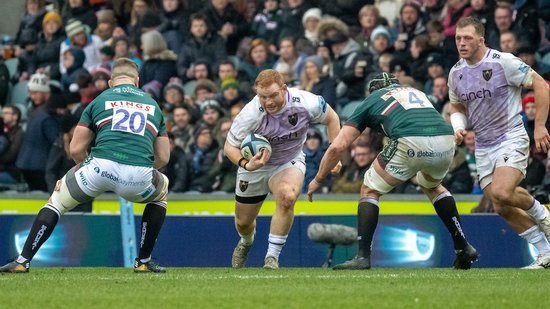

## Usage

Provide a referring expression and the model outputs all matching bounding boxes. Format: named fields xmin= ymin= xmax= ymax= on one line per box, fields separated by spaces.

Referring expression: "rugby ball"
xmin=240 ymin=133 xmax=272 ymax=160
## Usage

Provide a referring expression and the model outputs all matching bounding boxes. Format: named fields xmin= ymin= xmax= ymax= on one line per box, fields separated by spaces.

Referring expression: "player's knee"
xmin=416 ymin=172 xmax=441 ymax=190
xmin=490 ymin=187 xmax=513 ymax=206
xmin=50 ymin=179 xmax=80 ymax=215
xmin=235 ymin=217 xmax=254 ymax=231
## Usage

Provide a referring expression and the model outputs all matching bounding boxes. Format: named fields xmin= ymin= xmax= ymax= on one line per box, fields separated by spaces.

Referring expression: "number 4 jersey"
xmin=78 ymin=84 xmax=167 ymax=167
xmin=346 ymin=84 xmax=453 ymax=138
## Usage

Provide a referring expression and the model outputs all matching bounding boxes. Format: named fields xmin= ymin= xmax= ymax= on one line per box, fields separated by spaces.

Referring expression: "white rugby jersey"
xmin=448 ymin=49 xmax=534 ymax=148
xmin=227 ymin=87 xmax=329 ymax=166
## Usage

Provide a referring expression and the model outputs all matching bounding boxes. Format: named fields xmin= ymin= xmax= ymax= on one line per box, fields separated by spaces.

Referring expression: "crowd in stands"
xmin=0 ymin=0 xmax=550 ymax=198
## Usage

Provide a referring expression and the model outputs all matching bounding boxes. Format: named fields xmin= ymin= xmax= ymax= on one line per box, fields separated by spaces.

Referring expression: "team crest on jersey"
xmin=239 ymin=180 xmax=249 ymax=192
xmin=482 ymin=69 xmax=492 ymax=81
xmin=288 ymin=113 xmax=298 ymax=126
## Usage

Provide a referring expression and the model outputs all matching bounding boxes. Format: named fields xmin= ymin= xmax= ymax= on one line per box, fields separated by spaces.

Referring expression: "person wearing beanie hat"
xmin=59 ymin=18 xmax=103 ymax=75
xmin=370 ymin=25 xmax=391 ymax=43
xmin=28 ymin=72 xmax=51 ymax=93
xmin=300 ymin=55 xmax=337 ymax=107
xmin=187 ymin=121 xmax=219 ymax=193
xmin=91 ymin=68 xmax=111 ymax=92
xmin=200 ymin=99 xmax=224 ymax=127
xmin=140 ymin=10 xmax=162 ymax=32
xmin=42 ymin=11 xmax=62 ymax=27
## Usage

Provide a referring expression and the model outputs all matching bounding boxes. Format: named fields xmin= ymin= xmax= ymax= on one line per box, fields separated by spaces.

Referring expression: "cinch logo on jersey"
xmin=105 ymin=101 xmax=156 ymax=115
xmin=268 ymin=131 xmax=299 ymax=143
xmin=459 ymin=88 xmax=492 ymax=103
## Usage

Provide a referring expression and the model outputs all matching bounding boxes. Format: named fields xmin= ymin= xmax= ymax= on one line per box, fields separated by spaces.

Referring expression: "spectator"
xmin=126 ymin=0 xmax=153 ymax=48
xmin=316 ymin=15 xmax=349 ymax=43
xmin=216 ymin=59 xmax=253 ymax=100
xmin=200 ymin=0 xmax=249 ymax=55
xmin=355 ymin=5 xmax=381 ymax=54
xmin=186 ymin=124 xmax=220 ymax=192
xmin=161 ymin=132 xmax=189 ymax=192
xmin=315 ymin=40 xmax=333 ymax=76
xmin=302 ymin=127 xmax=330 ymax=193
xmin=299 ymin=55 xmax=337 ymax=108
xmin=44 ymin=111 xmax=75 ymax=193
xmin=139 ymin=30 xmax=178 ymax=90
xmin=0 ymin=105 xmax=23 ymax=186
xmin=423 ymin=53 xmax=446 ymax=93
xmin=408 ymin=35 xmax=434 ymax=84
xmin=211 ymin=117 xmax=236 ymax=192
xmin=331 ymin=143 xmax=376 ymax=193
xmin=273 ymin=37 xmax=307 ymax=83
xmin=423 ymin=0 xmax=448 ymax=21
xmin=13 ymin=28 xmax=38 ymax=82
xmin=239 ymin=38 xmax=275 ymax=83
xmin=94 ymin=9 xmax=117 ymax=43
xmin=218 ymin=75 xmax=245 ymax=109
xmin=158 ymin=0 xmax=190 ymax=54
xmin=112 ymin=36 xmax=142 ymax=67
xmin=61 ymin=47 xmax=88 ymax=90
xmin=59 ymin=19 xmax=103 ymax=75
xmin=499 ymin=30 xmax=517 ymax=54
xmin=441 ymin=0 xmax=473 ymax=38
xmin=28 ymin=11 xmax=65 ymax=81
xmin=428 ymin=75 xmax=449 ymax=113
xmin=486 ymin=2 xmax=514 ymax=49
xmin=513 ymin=0 xmax=540 ymax=49
xmin=62 ymin=0 xmax=97 ymax=30
xmin=193 ymin=78 xmax=218 ymax=103
xmin=442 ymin=148 xmax=474 ymax=194
xmin=91 ymin=68 xmax=110 ymax=92
xmin=14 ymin=0 xmax=46 ymax=47
xmin=296 ymin=7 xmax=322 ymax=55
xmin=177 ymin=13 xmax=227 ymax=82
xmin=250 ymin=0 xmax=284 ymax=52
xmin=16 ymin=74 xmax=59 ymax=191
xmin=470 ymin=0 xmax=495 ymax=33
xmin=330 ymin=32 xmax=370 ymax=104
xmin=392 ymin=1 xmax=427 ymax=53
xmin=171 ymin=104 xmax=195 ymax=152
xmin=516 ymin=44 xmax=550 ymax=74
xmin=318 ymin=0 xmax=364 ymax=30
xmin=199 ymin=99 xmax=224 ymax=130
xmin=426 ymin=19 xmax=458 ymax=63
xmin=278 ymin=0 xmax=312 ymax=42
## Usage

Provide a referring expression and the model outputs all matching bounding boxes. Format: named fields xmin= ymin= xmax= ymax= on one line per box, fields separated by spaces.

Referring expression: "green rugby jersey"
xmin=78 ymin=84 xmax=167 ymax=167
xmin=346 ymin=85 xmax=453 ymax=138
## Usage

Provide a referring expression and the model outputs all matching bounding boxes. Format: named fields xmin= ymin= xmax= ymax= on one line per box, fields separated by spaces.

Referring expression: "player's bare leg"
xmin=265 ymin=168 xmax=303 ymax=269
xmin=485 ymin=167 xmax=550 ymax=269
xmin=232 ymin=201 xmax=261 ymax=268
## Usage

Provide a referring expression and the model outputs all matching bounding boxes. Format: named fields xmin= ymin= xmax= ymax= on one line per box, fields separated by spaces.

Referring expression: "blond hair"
xmin=255 ymin=69 xmax=285 ymax=89
xmin=456 ymin=16 xmax=485 ymax=37
xmin=111 ymin=57 xmax=139 ymax=80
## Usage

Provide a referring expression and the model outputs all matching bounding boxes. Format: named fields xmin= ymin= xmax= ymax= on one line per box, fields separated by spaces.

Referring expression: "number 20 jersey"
xmin=78 ymin=84 xmax=167 ymax=167
xmin=346 ymin=84 xmax=453 ymax=138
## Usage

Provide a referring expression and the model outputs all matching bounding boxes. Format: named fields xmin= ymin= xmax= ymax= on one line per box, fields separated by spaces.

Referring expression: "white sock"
xmin=239 ymin=229 xmax=255 ymax=245
xmin=519 ymin=226 xmax=550 ymax=256
xmin=16 ymin=255 xmax=28 ymax=263
xmin=140 ymin=256 xmax=151 ymax=263
xmin=266 ymin=234 xmax=287 ymax=259
xmin=526 ymin=198 xmax=548 ymax=221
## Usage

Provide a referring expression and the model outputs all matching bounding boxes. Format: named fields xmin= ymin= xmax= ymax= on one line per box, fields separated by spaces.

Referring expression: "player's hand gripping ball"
xmin=240 ymin=133 xmax=272 ymax=160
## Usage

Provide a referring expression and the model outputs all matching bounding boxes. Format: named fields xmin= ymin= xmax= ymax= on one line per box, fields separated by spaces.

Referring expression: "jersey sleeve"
xmin=303 ymin=91 xmax=329 ymax=124
xmin=448 ymin=66 xmax=461 ymax=105
xmin=78 ymin=101 xmax=96 ymax=131
xmin=345 ymin=97 xmax=371 ymax=132
xmin=501 ymin=52 xmax=534 ymax=88
xmin=226 ymin=98 xmax=263 ymax=147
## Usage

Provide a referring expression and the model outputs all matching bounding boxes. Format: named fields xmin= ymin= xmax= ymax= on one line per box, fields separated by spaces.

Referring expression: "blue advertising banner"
xmin=0 ymin=214 xmax=537 ymax=268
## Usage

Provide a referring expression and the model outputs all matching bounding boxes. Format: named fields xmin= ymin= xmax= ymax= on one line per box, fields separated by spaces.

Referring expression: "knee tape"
xmin=416 ymin=171 xmax=441 ymax=189
xmin=49 ymin=177 xmax=80 ymax=215
xmin=364 ymin=167 xmax=394 ymax=194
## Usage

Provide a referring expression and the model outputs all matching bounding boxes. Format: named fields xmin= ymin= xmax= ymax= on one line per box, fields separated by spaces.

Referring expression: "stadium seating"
xmin=7 ymin=80 xmax=28 ymax=105
xmin=4 ymin=58 xmax=18 ymax=79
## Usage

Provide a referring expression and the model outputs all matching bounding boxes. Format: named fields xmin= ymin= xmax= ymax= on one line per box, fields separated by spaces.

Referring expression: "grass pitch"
xmin=1 ymin=268 xmax=548 ymax=308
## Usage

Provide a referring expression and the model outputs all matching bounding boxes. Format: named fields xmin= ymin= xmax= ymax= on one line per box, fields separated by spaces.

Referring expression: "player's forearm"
xmin=224 ymin=141 xmax=244 ymax=166
xmin=315 ymin=145 xmax=344 ymax=182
